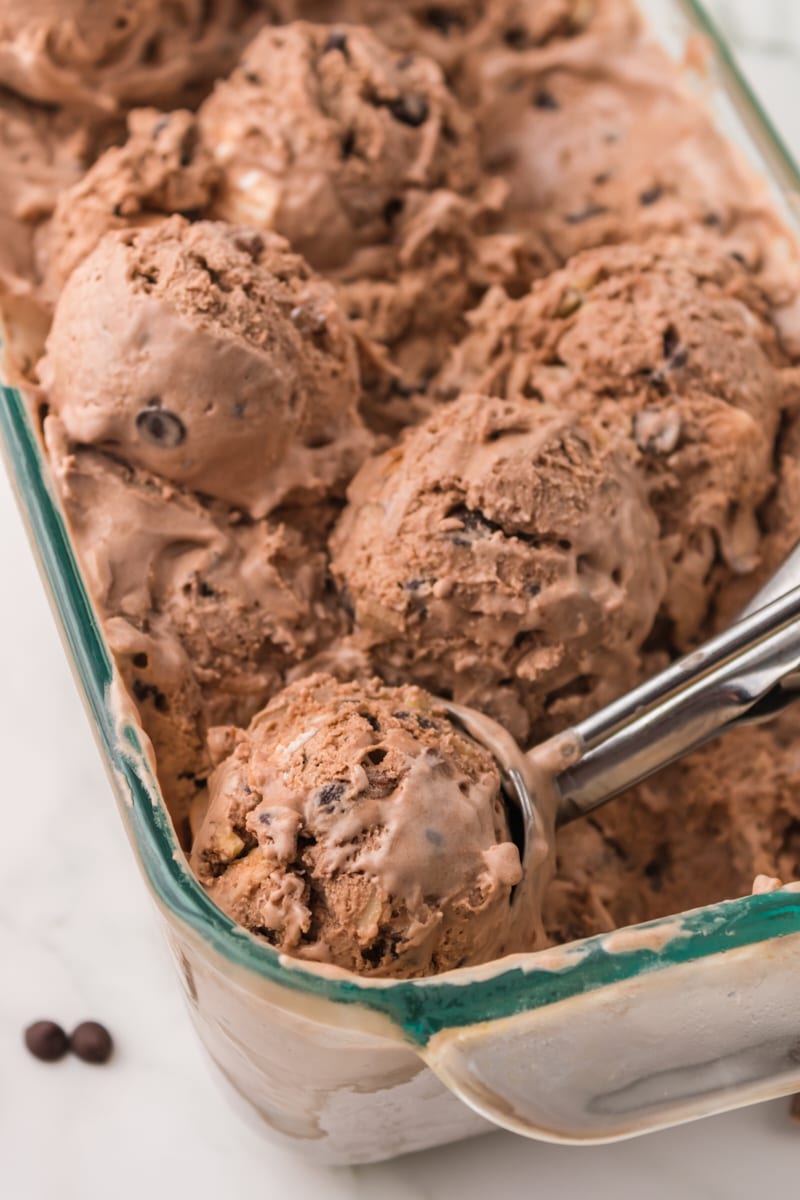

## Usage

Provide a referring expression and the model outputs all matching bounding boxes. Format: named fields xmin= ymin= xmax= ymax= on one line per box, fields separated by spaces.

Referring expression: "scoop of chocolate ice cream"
xmin=191 ymin=672 xmax=533 ymax=977
xmin=331 ymin=394 xmax=665 ymax=743
xmin=36 ymin=108 xmax=220 ymax=301
xmin=198 ymin=21 xmax=481 ymax=270
xmin=295 ymin=0 xmax=616 ymax=84
xmin=440 ymin=237 xmax=796 ymax=643
xmin=0 ymin=0 xmax=292 ymax=112
xmin=47 ymin=420 xmax=343 ymax=832
xmin=39 ymin=216 xmax=372 ymax=518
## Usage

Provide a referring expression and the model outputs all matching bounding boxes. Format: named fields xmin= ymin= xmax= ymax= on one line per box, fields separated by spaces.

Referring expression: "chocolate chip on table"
xmin=387 ymin=94 xmax=430 ymax=127
xmin=70 ymin=1021 xmax=114 ymax=1065
xmin=24 ymin=1020 xmax=69 ymax=1062
xmin=136 ymin=405 xmax=186 ymax=449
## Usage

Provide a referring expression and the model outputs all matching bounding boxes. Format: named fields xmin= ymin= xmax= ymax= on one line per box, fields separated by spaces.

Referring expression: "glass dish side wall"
xmin=3 ymin=0 xmax=800 ymax=1165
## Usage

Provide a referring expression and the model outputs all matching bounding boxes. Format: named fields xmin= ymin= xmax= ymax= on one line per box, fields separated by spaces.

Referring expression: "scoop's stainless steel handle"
xmin=551 ymin=579 xmax=800 ymax=825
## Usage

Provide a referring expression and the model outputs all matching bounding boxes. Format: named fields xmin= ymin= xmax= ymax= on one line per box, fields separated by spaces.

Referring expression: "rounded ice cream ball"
xmin=36 ymin=108 xmax=221 ymax=301
xmin=47 ymin=420 xmax=344 ymax=834
xmin=440 ymin=236 xmax=796 ymax=644
xmin=39 ymin=216 xmax=372 ymax=518
xmin=0 ymin=0 xmax=292 ymax=112
xmin=330 ymin=394 xmax=665 ymax=743
xmin=191 ymin=673 xmax=532 ymax=977
xmin=198 ymin=21 xmax=481 ymax=270
xmin=294 ymin=1 xmax=609 ymax=82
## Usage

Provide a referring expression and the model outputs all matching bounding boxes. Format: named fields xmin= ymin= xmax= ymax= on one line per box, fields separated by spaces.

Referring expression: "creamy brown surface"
xmin=198 ymin=21 xmax=481 ymax=271
xmin=35 ymin=107 xmax=221 ymax=302
xmin=4 ymin=0 xmax=800 ymax=977
xmin=191 ymin=673 xmax=530 ymax=976
xmin=0 ymin=0 xmax=285 ymax=111
xmin=39 ymin=216 xmax=371 ymax=517
xmin=331 ymin=393 xmax=665 ymax=744
xmin=439 ymin=237 xmax=798 ymax=646
xmin=47 ymin=419 xmax=344 ymax=835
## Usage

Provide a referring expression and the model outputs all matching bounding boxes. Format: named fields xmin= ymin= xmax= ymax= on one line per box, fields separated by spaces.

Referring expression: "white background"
xmin=3 ymin=5 xmax=800 ymax=1197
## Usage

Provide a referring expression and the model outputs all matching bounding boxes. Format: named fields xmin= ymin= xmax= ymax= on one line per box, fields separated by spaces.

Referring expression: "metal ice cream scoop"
xmin=445 ymin=546 xmax=800 ymax=884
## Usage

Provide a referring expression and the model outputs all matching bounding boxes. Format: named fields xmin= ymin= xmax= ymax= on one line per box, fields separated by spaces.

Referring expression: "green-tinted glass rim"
xmin=5 ymin=0 xmax=800 ymax=1051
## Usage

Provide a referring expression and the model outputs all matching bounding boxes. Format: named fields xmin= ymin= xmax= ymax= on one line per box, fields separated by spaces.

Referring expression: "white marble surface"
xmin=4 ymin=7 xmax=800 ymax=1198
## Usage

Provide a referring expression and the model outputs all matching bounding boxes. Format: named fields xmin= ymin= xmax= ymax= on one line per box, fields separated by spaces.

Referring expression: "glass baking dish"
xmin=4 ymin=0 xmax=800 ymax=1167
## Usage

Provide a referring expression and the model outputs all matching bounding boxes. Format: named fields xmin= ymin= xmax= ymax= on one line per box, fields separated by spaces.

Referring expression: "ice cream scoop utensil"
xmin=449 ymin=572 xmax=800 ymax=875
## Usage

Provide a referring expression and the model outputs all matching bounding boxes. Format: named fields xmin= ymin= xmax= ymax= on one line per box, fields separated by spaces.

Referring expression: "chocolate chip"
xmin=388 ymin=95 xmax=429 ymax=127
xmin=662 ymin=325 xmax=679 ymax=359
xmin=132 ymin=679 xmax=169 ymax=713
xmin=132 ymin=652 xmax=148 ymax=669
xmin=533 ymin=88 xmax=560 ymax=110
xmin=24 ymin=1020 xmax=69 ymax=1062
xmin=340 ymin=128 xmax=356 ymax=158
xmin=70 ymin=1021 xmax=113 ymax=1065
xmin=362 ymin=712 xmax=381 ymax=731
xmin=447 ymin=503 xmax=504 ymax=544
xmin=703 ymin=212 xmax=722 ymax=227
xmin=178 ymin=125 xmax=199 ymax=167
xmin=136 ymin=405 xmax=186 ymax=449
xmin=639 ymin=185 xmax=663 ymax=206
xmin=425 ymin=828 xmax=444 ymax=847
xmin=232 ymin=231 xmax=264 ymax=260
xmin=244 ymin=71 xmax=261 ymax=85
xmin=365 ymin=747 xmax=388 ymax=766
xmin=197 ymin=581 xmax=215 ymax=598
xmin=324 ymin=30 xmax=349 ymax=56
xmin=503 ymin=26 xmax=528 ymax=49
xmin=383 ymin=196 xmax=405 ymax=224
xmin=416 ymin=714 xmax=438 ymax=731
xmin=392 ymin=711 xmax=411 ymax=721
xmin=316 ymin=781 xmax=346 ymax=810
xmin=564 ymin=203 xmax=608 ymax=225
xmin=424 ymin=7 xmax=464 ymax=33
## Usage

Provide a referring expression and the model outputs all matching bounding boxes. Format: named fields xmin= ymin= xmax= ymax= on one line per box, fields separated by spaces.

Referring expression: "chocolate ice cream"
xmin=544 ymin=710 xmax=800 ymax=944
xmin=331 ymin=394 xmax=665 ymax=743
xmin=5 ymin=0 xmax=800 ymax=981
xmin=198 ymin=21 xmax=481 ymax=270
xmin=440 ymin=236 xmax=797 ymax=644
xmin=39 ymin=216 xmax=372 ymax=517
xmin=47 ymin=420 xmax=342 ymax=832
xmin=36 ymin=107 xmax=220 ymax=301
xmin=191 ymin=673 xmax=536 ymax=977
xmin=0 ymin=0 xmax=288 ymax=112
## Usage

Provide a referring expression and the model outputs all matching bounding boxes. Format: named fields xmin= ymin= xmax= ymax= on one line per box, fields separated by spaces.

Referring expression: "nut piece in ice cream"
xmin=36 ymin=108 xmax=220 ymax=301
xmin=39 ymin=217 xmax=372 ymax=518
xmin=0 ymin=0 xmax=293 ymax=112
xmin=47 ymin=421 xmax=343 ymax=834
xmin=441 ymin=237 xmax=795 ymax=644
xmin=198 ymin=21 xmax=481 ymax=270
xmin=191 ymin=673 xmax=530 ymax=977
xmin=331 ymin=394 xmax=665 ymax=744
